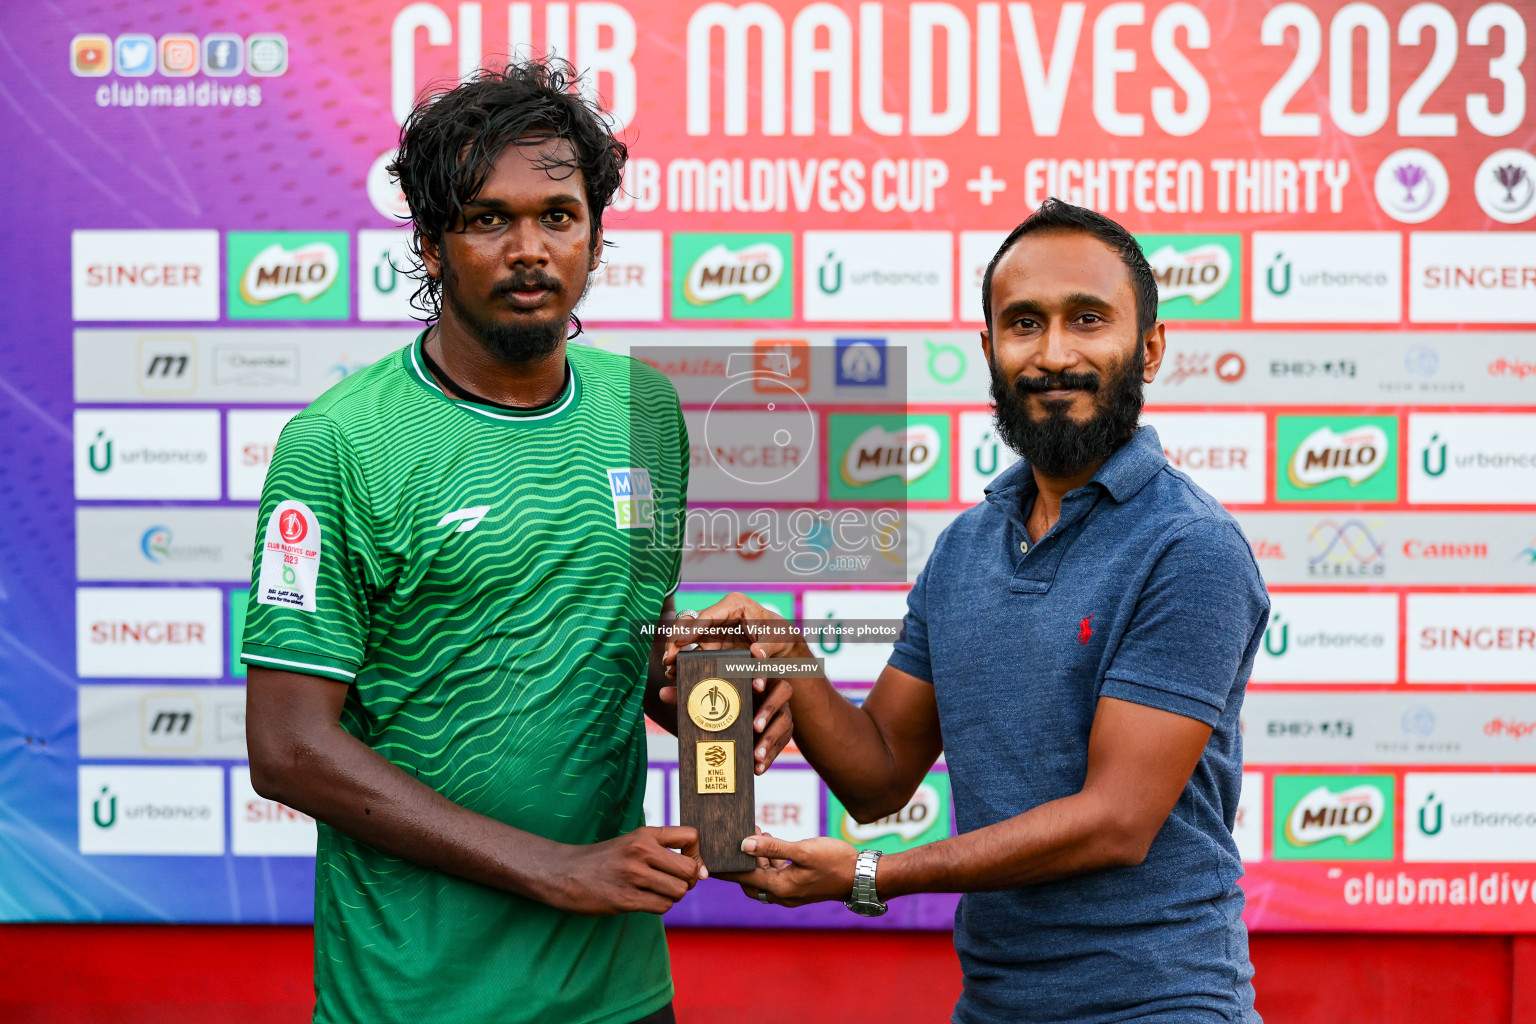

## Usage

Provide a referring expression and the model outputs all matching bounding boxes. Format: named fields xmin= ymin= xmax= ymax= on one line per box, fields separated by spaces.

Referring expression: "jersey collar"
xmin=404 ymin=330 xmax=579 ymax=425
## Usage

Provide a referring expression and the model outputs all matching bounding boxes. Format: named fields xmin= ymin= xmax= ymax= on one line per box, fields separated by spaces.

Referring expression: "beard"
xmin=988 ymin=344 xmax=1146 ymax=477
xmin=441 ymin=255 xmax=566 ymax=364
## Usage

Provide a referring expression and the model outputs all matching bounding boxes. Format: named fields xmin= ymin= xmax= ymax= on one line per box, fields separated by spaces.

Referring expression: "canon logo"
xmin=89 ymin=621 xmax=207 ymax=645
xmin=1403 ymin=540 xmax=1488 ymax=560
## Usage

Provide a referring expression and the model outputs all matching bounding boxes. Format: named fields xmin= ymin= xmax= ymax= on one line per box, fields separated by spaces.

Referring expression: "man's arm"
xmin=245 ymin=666 xmax=706 ymax=915
xmin=730 ymin=696 xmax=1211 ymax=905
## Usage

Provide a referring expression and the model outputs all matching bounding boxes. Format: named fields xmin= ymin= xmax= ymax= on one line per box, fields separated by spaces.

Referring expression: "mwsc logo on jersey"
xmin=607 ymin=468 xmax=656 ymax=530
xmin=671 ymin=234 xmax=792 ymax=320
xmin=1135 ymin=234 xmax=1240 ymax=321
xmin=228 ymin=232 xmax=349 ymax=320
xmin=1276 ymin=416 xmax=1398 ymax=503
xmin=1273 ymin=775 xmax=1395 ymax=861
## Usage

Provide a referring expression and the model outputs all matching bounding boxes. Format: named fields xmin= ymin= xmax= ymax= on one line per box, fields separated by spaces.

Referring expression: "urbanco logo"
xmin=1409 ymin=414 xmax=1536 ymax=505
xmin=802 ymin=231 xmax=952 ymax=322
xmin=78 ymin=765 xmax=225 ymax=855
xmin=1250 ymin=232 xmax=1401 ymax=323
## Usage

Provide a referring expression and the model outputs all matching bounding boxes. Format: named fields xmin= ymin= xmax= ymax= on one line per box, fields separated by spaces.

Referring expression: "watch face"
xmin=847 ymin=899 xmax=888 ymax=918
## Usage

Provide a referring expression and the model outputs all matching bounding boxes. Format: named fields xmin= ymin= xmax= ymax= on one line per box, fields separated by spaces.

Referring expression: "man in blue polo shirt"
xmin=666 ymin=199 xmax=1269 ymax=1023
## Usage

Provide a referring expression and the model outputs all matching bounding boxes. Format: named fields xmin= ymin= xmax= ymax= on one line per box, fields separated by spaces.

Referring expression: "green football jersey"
xmin=242 ymin=333 xmax=687 ymax=1024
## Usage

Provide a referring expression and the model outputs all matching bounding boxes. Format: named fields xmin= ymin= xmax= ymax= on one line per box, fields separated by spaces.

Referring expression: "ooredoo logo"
xmin=228 ymin=232 xmax=349 ymax=320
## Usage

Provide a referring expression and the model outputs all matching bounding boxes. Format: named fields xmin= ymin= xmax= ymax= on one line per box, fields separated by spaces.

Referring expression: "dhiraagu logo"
xmin=829 ymin=414 xmax=950 ymax=501
xmin=827 ymin=772 xmax=952 ymax=854
xmin=228 ymin=232 xmax=349 ymax=320
xmin=670 ymin=233 xmax=792 ymax=320
xmin=1273 ymin=774 xmax=1395 ymax=861
xmin=1276 ymin=416 xmax=1398 ymax=503
xmin=1135 ymin=234 xmax=1241 ymax=321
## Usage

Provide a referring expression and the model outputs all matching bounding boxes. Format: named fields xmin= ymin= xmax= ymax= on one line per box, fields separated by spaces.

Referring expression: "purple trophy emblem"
xmin=1493 ymin=164 xmax=1528 ymax=204
xmin=1394 ymin=163 xmax=1427 ymax=201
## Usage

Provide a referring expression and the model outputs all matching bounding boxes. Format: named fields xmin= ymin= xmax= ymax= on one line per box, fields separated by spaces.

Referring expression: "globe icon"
xmin=249 ymin=38 xmax=286 ymax=74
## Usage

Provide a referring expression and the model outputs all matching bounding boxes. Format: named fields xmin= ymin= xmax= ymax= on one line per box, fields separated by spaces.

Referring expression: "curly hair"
xmin=389 ymin=59 xmax=628 ymax=321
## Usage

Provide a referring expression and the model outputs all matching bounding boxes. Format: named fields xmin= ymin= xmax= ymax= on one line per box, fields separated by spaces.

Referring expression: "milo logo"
xmin=240 ymin=242 xmax=339 ymax=305
xmin=684 ymin=243 xmax=783 ymax=305
xmin=842 ymin=424 xmax=940 ymax=486
xmin=1288 ymin=425 xmax=1389 ymax=488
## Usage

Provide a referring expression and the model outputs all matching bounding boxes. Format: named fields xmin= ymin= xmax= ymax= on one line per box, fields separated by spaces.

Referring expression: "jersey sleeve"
xmin=666 ymin=403 xmax=689 ymax=597
xmin=1099 ymin=519 xmax=1269 ymax=726
xmin=241 ymin=413 xmax=375 ymax=682
xmin=887 ymin=565 xmax=934 ymax=683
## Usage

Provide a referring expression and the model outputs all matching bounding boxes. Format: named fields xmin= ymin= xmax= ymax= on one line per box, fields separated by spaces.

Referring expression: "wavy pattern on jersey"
xmin=244 ymin=342 xmax=684 ymax=1024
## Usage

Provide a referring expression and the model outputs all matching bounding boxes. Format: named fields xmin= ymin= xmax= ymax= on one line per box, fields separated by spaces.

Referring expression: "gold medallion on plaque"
xmin=686 ymin=678 xmax=740 ymax=732
xmin=696 ymin=740 xmax=737 ymax=794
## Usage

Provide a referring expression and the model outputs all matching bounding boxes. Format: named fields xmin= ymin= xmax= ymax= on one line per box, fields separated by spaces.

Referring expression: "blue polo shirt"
xmin=889 ymin=426 xmax=1268 ymax=1024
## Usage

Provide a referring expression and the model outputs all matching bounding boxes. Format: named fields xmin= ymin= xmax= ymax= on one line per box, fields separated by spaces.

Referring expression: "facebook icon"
xmin=203 ymin=34 xmax=243 ymax=75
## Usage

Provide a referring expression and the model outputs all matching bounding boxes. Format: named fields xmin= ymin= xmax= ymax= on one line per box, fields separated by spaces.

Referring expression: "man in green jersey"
xmin=242 ymin=61 xmax=792 ymax=1024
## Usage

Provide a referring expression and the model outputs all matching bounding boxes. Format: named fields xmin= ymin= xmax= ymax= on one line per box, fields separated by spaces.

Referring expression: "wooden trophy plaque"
xmin=675 ymin=650 xmax=757 ymax=873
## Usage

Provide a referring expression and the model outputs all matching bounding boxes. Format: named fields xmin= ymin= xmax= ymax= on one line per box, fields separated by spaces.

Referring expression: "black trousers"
xmin=628 ymin=1003 xmax=677 ymax=1024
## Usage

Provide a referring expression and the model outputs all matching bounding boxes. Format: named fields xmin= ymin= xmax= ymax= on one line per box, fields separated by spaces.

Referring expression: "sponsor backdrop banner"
xmin=1 ymin=0 xmax=1532 ymax=932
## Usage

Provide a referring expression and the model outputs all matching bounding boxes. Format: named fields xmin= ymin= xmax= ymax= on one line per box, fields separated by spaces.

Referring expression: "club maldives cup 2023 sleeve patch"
xmin=257 ymin=500 xmax=322 ymax=612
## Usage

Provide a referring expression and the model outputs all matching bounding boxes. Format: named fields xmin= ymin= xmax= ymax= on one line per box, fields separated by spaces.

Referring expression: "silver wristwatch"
xmin=844 ymin=848 xmax=888 ymax=917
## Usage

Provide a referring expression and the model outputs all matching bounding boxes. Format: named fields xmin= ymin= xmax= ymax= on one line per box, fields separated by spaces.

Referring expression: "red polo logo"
xmin=1077 ymin=615 xmax=1094 ymax=645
